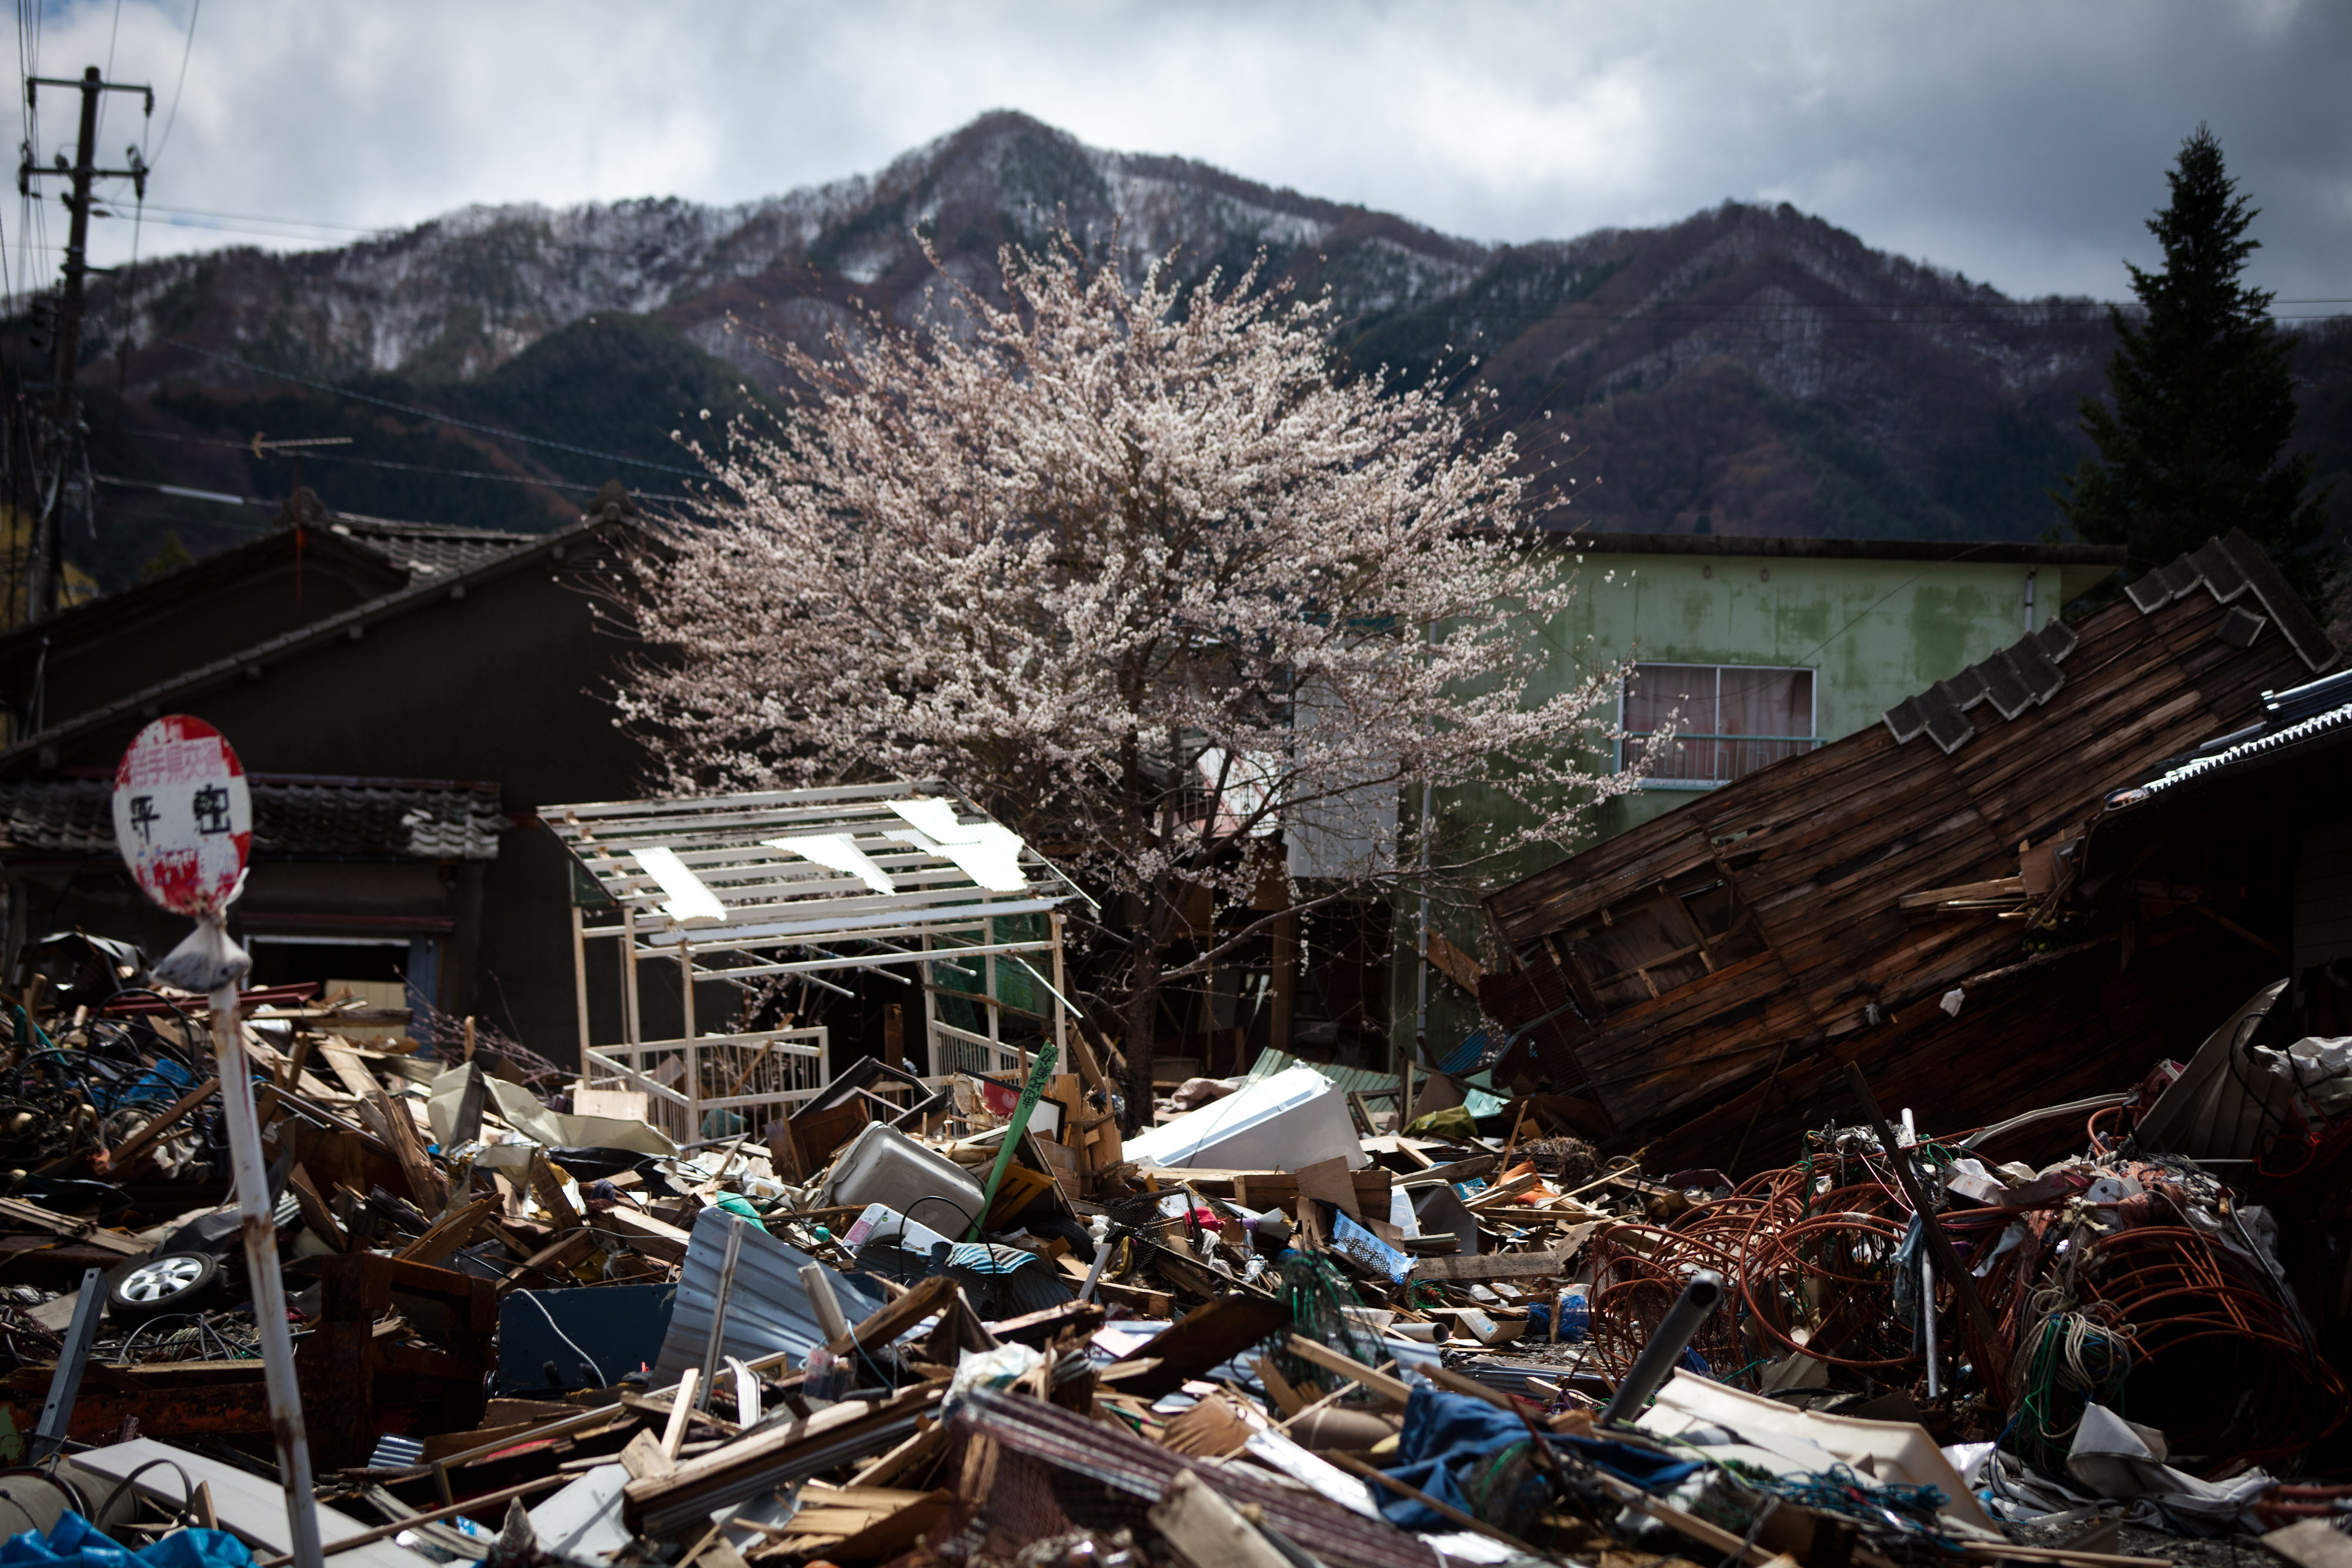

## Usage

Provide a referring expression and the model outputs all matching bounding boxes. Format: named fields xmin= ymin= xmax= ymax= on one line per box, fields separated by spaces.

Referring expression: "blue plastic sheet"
xmin=1 ymin=1513 xmax=253 ymax=1568
xmin=1372 ymin=1389 xmax=1703 ymax=1531
xmin=1523 ymin=1297 xmax=1589 ymax=1340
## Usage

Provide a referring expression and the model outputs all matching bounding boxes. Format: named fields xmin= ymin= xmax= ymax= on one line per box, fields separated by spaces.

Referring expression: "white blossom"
xmin=616 ymin=232 xmax=1641 ymax=1095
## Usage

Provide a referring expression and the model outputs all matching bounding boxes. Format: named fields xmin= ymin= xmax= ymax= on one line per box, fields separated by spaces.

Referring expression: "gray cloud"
xmin=12 ymin=0 xmax=2348 ymax=309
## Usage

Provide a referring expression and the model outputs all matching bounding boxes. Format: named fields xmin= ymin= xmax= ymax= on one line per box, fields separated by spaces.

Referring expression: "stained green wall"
xmin=1391 ymin=544 xmax=2114 ymax=1065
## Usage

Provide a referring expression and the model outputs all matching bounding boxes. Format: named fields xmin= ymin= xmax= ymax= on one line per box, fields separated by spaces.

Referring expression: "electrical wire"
xmin=158 ymin=338 xmax=713 ymax=479
xmin=112 ymin=433 xmax=697 ymax=500
xmin=516 ymin=1288 xmax=609 ymax=1387
xmin=143 ymin=0 xmax=196 ymax=172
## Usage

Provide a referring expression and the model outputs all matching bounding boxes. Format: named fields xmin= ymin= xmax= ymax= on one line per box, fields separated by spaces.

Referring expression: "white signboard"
xmin=111 ymin=715 xmax=252 ymax=919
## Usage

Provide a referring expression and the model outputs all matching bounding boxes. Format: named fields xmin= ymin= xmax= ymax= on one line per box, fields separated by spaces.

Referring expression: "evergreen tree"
xmin=2059 ymin=126 xmax=2338 ymax=611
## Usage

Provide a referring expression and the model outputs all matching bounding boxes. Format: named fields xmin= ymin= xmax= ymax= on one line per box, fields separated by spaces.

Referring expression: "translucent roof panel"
xmin=543 ymin=780 xmax=1091 ymax=955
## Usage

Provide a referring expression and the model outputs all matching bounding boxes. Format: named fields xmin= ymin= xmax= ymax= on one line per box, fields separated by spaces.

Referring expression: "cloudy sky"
xmin=11 ymin=0 xmax=2348 ymax=312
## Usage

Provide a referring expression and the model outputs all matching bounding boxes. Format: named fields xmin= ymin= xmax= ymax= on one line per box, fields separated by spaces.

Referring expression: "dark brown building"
xmin=0 ymin=500 xmax=649 ymax=1055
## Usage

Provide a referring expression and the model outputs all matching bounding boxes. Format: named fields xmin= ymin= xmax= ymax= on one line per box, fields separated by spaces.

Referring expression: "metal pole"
xmin=1048 ymin=912 xmax=1069 ymax=1062
xmin=1413 ymin=620 xmax=1433 ymax=1069
xmin=1599 ymin=1269 xmax=1722 ymax=1425
xmin=1902 ymin=1108 xmax=1940 ymax=1399
xmin=571 ymin=905 xmax=591 ymax=1065
xmin=621 ymin=903 xmax=641 ymax=1049
xmin=208 ymin=980 xmax=323 ymax=1568
xmin=695 ymin=1216 xmax=745 ymax=1413
xmin=29 ymin=1268 xmax=103 ymax=1460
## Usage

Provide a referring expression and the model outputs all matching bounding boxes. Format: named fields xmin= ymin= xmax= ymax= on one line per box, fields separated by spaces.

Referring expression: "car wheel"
xmin=108 ymin=1251 xmax=223 ymax=1324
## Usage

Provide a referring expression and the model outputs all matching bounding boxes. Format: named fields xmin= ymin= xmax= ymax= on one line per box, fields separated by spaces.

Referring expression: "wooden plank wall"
xmin=1482 ymin=579 xmax=2318 ymax=1165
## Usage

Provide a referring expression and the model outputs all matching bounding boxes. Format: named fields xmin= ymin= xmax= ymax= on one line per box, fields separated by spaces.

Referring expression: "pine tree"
xmin=2059 ymin=126 xmax=2338 ymax=611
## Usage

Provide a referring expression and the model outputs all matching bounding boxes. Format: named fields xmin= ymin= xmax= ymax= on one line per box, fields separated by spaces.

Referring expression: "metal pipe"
xmin=571 ymin=904 xmax=591 ymax=1064
xmin=1599 ymin=1269 xmax=1723 ymax=1425
xmin=1078 ymin=1238 xmax=1114 ymax=1303
xmin=29 ymin=1268 xmax=103 ymax=1460
xmin=696 ymin=1216 xmax=746 ymax=1412
xmin=209 ymin=981 xmax=324 ymax=1568
xmin=1902 ymin=1108 xmax=1941 ymax=1399
xmin=800 ymin=1262 xmax=851 ymax=1343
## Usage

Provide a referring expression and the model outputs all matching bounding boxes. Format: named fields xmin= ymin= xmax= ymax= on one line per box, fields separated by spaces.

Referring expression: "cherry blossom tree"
xmin=617 ymin=233 xmax=1641 ymax=1116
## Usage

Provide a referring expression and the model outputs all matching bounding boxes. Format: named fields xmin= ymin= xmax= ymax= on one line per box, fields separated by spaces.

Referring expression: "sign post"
xmin=113 ymin=716 xmax=323 ymax=1568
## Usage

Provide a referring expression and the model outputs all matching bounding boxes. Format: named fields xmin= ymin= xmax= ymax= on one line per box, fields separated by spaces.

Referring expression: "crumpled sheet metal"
xmin=653 ymin=1206 xmax=887 ymax=1380
xmin=950 ymin=1385 xmax=1438 ymax=1568
xmin=2064 ymin=1404 xmax=2276 ymax=1533
xmin=425 ymin=1065 xmax=676 ymax=1158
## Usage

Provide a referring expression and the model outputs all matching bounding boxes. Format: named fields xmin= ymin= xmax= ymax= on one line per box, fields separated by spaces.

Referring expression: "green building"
xmin=1389 ymin=533 xmax=2125 ymax=1064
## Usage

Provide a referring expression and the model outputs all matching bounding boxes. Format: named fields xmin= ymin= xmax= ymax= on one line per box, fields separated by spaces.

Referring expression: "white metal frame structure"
xmin=545 ymin=781 xmax=1093 ymax=1142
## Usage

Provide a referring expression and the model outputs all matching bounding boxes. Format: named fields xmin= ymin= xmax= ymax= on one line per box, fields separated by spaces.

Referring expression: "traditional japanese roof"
xmin=1881 ymin=529 xmax=2336 ymax=755
xmin=327 ymin=517 xmax=540 ymax=583
xmin=0 ymin=773 xmax=506 ymax=860
xmin=1478 ymin=530 xmax=2330 ymax=1167
xmin=0 ymin=513 xmax=623 ymax=770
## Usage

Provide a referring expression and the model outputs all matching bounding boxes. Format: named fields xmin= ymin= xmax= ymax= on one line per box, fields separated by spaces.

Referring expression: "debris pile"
xmin=3 ymin=942 xmax=2350 ymax=1568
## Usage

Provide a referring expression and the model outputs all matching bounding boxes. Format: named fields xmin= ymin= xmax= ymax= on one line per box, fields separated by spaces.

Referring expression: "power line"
xmin=159 ymin=337 xmax=714 ymax=479
xmin=123 ymin=426 xmax=695 ymax=500
xmin=145 ymin=0 xmax=196 ymax=169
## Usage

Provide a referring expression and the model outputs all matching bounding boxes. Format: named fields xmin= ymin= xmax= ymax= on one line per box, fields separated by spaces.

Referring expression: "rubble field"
xmin=0 ymin=938 xmax=2348 ymax=1568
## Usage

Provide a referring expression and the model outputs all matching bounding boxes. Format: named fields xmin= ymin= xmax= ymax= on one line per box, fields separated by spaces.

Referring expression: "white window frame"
xmin=1618 ymin=661 xmax=1820 ymax=790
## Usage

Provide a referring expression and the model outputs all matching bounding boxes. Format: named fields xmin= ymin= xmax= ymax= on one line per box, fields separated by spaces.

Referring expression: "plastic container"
xmin=803 ymin=1344 xmax=850 ymax=1401
xmin=818 ymin=1121 xmax=987 ymax=1232
xmin=843 ymin=1202 xmax=957 ymax=1258
xmin=1124 ymin=1065 xmax=1367 ymax=1172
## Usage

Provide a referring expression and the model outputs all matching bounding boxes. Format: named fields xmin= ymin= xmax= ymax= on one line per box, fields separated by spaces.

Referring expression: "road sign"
xmin=108 ymin=714 xmax=323 ymax=1568
xmin=111 ymin=715 xmax=251 ymax=918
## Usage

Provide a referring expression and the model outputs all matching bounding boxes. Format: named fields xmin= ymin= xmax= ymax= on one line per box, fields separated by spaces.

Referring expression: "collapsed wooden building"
xmin=1476 ymin=529 xmax=2342 ymax=1173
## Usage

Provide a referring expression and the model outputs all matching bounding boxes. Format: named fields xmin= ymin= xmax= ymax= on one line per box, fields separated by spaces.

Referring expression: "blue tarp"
xmin=1 ymin=1514 xmax=252 ymax=1568
xmin=1373 ymin=1389 xmax=1703 ymax=1530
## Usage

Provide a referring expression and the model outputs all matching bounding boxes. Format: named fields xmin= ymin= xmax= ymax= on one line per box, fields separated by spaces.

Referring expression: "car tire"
xmin=108 ymin=1251 xmax=223 ymax=1324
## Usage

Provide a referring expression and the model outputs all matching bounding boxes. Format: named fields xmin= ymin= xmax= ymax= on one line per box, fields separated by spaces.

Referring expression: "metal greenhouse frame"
xmin=543 ymin=780 xmax=1094 ymax=1144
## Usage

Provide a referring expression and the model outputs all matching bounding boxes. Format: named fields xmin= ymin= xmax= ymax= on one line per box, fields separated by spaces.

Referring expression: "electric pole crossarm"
xmin=15 ymin=63 xmax=152 ymax=626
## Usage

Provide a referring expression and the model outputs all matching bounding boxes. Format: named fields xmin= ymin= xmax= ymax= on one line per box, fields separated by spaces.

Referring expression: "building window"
xmin=1620 ymin=663 xmax=1819 ymax=788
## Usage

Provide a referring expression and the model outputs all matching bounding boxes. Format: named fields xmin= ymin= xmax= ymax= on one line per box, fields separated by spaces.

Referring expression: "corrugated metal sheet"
xmin=2135 ymin=981 xmax=2297 ymax=1161
xmin=653 ymin=1206 xmax=887 ymax=1379
xmin=1242 ymin=1047 xmax=1506 ymax=1119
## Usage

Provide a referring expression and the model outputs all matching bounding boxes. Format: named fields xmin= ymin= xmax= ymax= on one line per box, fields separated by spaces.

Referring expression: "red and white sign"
xmin=112 ymin=716 xmax=252 ymax=919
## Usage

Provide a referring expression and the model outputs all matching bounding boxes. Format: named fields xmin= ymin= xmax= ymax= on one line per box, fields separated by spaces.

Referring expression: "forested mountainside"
xmin=19 ymin=109 xmax=2350 ymax=591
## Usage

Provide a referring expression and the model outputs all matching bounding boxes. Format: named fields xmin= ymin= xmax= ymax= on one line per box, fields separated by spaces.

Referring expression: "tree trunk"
xmin=1121 ymin=967 xmax=1159 ymax=1135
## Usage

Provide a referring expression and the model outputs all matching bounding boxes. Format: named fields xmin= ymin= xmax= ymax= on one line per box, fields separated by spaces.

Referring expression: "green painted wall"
xmin=1391 ymin=544 xmax=2111 ymax=1065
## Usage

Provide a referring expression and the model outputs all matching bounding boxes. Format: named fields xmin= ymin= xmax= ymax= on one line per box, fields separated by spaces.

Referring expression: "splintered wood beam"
xmin=100 ymin=1076 xmax=219 ymax=1171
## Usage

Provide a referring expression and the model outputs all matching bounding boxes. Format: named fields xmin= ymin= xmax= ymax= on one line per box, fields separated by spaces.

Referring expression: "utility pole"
xmin=18 ymin=65 xmax=150 ymax=624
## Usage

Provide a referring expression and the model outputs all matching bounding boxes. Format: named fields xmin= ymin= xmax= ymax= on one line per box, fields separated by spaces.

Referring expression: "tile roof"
xmin=326 ymin=517 xmax=539 ymax=583
xmin=0 ymin=775 xmax=506 ymax=860
xmin=1882 ymin=529 xmax=2338 ymax=755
